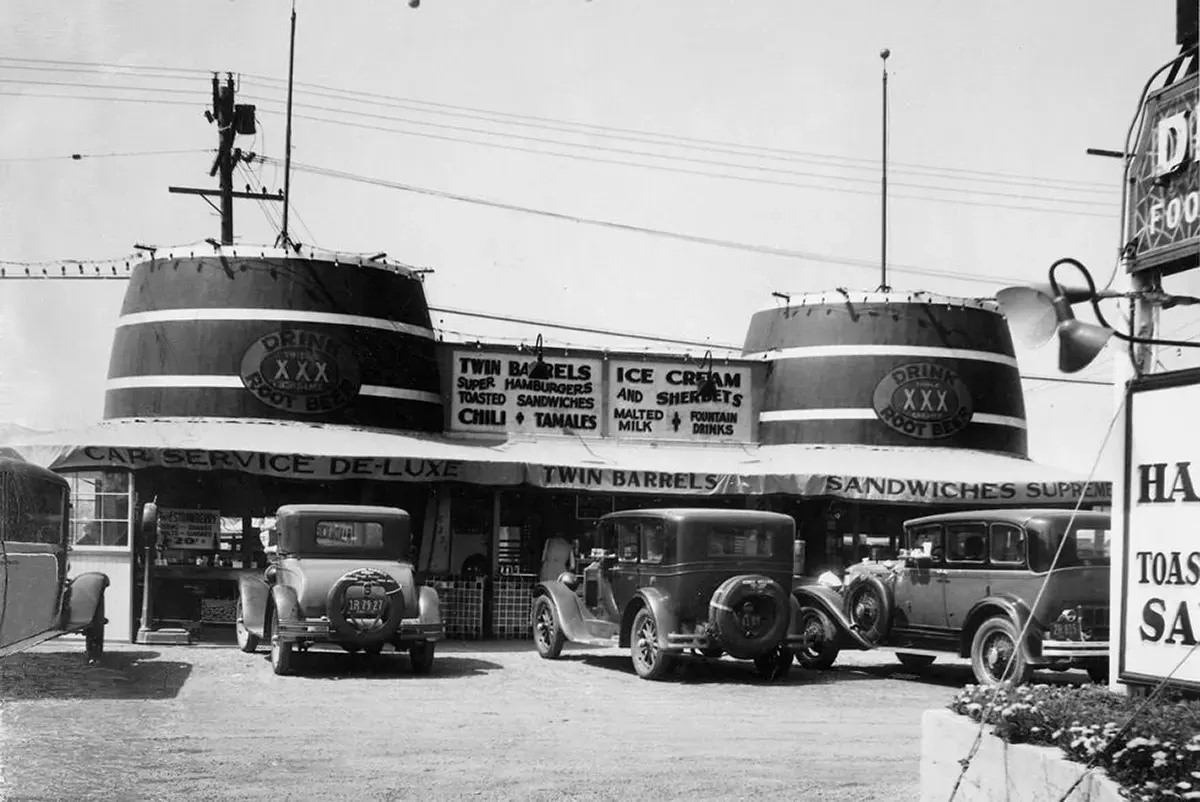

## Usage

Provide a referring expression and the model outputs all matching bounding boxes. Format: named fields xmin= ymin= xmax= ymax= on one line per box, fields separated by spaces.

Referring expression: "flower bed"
xmin=941 ymin=684 xmax=1200 ymax=801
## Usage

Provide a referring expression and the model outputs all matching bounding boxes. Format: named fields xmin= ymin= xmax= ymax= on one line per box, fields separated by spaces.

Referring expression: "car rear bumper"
xmin=395 ymin=621 xmax=444 ymax=642
xmin=664 ymin=629 xmax=797 ymax=655
xmin=275 ymin=618 xmax=443 ymax=643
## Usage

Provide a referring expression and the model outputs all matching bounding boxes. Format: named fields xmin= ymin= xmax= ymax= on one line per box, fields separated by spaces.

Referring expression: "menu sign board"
xmin=1121 ymin=375 xmax=1200 ymax=691
xmin=159 ymin=508 xmax=220 ymax=551
xmin=606 ymin=358 xmax=753 ymax=442
xmin=450 ymin=349 xmax=603 ymax=436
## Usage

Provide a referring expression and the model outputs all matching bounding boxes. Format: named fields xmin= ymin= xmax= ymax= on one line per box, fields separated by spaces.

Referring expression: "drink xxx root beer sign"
xmin=448 ymin=346 xmax=759 ymax=442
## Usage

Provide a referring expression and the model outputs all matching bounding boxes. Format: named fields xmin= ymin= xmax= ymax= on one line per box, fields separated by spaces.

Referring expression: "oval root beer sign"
xmin=240 ymin=329 xmax=362 ymax=414
xmin=872 ymin=361 xmax=973 ymax=440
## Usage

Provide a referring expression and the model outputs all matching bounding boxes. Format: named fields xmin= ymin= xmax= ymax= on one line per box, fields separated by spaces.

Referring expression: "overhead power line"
xmin=0 ymin=58 xmax=1116 ymax=195
xmin=239 ymin=72 xmax=1116 ymax=194
xmin=0 ymin=148 xmax=211 ymax=163
xmin=262 ymin=155 xmax=1027 ymax=286
xmin=244 ymin=99 xmax=1117 ymax=211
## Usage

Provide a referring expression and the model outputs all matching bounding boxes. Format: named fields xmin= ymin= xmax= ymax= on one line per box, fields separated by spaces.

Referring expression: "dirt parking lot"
xmin=0 ymin=638 xmax=1092 ymax=801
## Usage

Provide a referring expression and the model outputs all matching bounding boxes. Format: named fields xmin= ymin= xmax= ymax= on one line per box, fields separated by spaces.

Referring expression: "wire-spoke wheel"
xmin=794 ymin=606 xmax=840 ymax=670
xmin=532 ymin=596 xmax=565 ymax=659
xmin=630 ymin=607 xmax=674 ymax=680
xmin=970 ymin=617 xmax=1030 ymax=686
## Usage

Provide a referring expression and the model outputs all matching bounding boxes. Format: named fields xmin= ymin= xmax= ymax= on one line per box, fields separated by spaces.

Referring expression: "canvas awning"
xmin=2 ymin=417 xmax=1112 ymax=506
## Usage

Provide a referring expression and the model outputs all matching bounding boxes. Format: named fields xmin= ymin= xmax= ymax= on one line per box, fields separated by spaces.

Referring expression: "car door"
xmin=608 ymin=518 xmax=642 ymax=612
xmin=896 ymin=523 xmax=949 ymax=630
xmin=942 ymin=521 xmax=990 ymax=631
xmin=0 ymin=471 xmax=68 ymax=649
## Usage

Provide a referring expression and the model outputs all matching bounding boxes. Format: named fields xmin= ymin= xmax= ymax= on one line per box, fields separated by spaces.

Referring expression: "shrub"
xmin=948 ymin=683 xmax=1200 ymax=801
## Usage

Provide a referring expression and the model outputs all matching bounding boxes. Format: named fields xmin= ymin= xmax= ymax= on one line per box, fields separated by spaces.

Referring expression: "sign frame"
xmin=1127 ymin=73 xmax=1200 ymax=275
xmin=1120 ymin=367 xmax=1200 ymax=692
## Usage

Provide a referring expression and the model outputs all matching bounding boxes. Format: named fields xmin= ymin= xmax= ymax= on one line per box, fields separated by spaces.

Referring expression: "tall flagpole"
xmin=879 ymin=48 xmax=890 ymax=292
xmin=280 ymin=0 xmax=297 ymax=248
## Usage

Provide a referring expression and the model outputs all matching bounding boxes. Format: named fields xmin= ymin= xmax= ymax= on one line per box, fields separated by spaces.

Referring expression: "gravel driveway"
xmin=0 ymin=638 xmax=1026 ymax=801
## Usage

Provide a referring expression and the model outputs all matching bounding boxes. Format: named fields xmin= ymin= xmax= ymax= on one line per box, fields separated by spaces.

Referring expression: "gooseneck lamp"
xmin=697 ymin=349 xmax=719 ymax=402
xmin=528 ymin=334 xmax=554 ymax=381
xmin=996 ymin=257 xmax=1200 ymax=374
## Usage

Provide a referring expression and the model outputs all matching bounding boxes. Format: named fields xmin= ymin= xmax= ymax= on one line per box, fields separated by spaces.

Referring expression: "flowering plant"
xmin=948 ymin=683 xmax=1200 ymax=801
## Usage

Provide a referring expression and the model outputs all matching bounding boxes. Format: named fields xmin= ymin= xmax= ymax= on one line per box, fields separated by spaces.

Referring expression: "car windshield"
xmin=1029 ymin=518 xmax=1110 ymax=572
xmin=314 ymin=520 xmax=384 ymax=550
xmin=702 ymin=523 xmax=778 ymax=558
xmin=3 ymin=474 xmax=67 ymax=545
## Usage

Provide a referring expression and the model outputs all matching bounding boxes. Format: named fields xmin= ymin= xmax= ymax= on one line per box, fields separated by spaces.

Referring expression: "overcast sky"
xmin=0 ymin=1 xmax=1186 ymax=474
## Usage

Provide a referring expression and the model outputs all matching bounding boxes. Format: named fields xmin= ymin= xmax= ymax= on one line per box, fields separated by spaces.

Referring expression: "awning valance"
xmin=3 ymin=417 xmax=1112 ymax=506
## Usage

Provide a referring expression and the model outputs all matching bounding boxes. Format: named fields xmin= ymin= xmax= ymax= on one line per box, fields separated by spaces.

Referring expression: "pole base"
xmin=136 ymin=627 xmax=192 ymax=645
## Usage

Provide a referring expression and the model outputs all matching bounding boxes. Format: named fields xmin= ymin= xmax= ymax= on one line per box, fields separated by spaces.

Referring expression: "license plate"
xmin=346 ymin=598 xmax=385 ymax=617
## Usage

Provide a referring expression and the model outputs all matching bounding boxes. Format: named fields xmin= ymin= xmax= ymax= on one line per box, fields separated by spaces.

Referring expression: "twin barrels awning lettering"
xmin=45 ymin=441 xmax=1112 ymax=506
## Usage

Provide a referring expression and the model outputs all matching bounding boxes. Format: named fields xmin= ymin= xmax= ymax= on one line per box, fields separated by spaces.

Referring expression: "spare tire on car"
xmin=708 ymin=574 xmax=790 ymax=659
xmin=326 ymin=568 xmax=406 ymax=648
xmin=843 ymin=573 xmax=892 ymax=645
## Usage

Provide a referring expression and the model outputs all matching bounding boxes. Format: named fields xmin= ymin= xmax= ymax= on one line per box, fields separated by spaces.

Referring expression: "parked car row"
xmin=2 ymin=473 xmax=1110 ymax=690
xmin=532 ymin=507 xmax=1112 ymax=686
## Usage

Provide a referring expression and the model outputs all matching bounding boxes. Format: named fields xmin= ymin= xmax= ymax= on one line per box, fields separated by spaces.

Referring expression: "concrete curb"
xmin=919 ymin=708 xmax=1125 ymax=802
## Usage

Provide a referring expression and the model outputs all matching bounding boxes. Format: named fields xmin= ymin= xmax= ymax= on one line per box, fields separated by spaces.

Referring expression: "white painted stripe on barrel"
xmin=104 ymin=375 xmax=443 ymax=405
xmin=759 ymin=408 xmax=1026 ymax=429
xmin=115 ymin=308 xmax=435 ymax=340
xmin=743 ymin=345 xmax=1018 ymax=368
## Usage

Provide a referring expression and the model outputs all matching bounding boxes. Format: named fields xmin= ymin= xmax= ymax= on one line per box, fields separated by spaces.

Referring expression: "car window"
xmin=990 ymin=524 xmax=1025 ymax=566
xmin=314 ymin=520 xmax=383 ymax=549
xmin=642 ymin=522 xmax=666 ymax=564
xmin=946 ymin=523 xmax=987 ymax=564
xmin=596 ymin=520 xmax=616 ymax=555
xmin=907 ymin=524 xmax=943 ymax=562
xmin=706 ymin=524 xmax=774 ymax=557
xmin=3 ymin=474 xmax=68 ymax=546
xmin=616 ymin=520 xmax=639 ymax=562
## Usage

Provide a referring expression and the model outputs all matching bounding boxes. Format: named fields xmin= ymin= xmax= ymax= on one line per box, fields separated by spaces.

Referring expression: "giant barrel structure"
xmin=104 ymin=251 xmax=443 ymax=431
xmin=742 ymin=290 xmax=1027 ymax=456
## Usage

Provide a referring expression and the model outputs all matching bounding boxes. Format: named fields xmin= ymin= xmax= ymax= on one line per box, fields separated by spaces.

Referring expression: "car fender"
xmin=960 ymin=594 xmax=1038 ymax=658
xmin=618 ymin=586 xmax=676 ymax=650
xmin=417 ymin=585 xmax=442 ymax=626
xmin=531 ymin=581 xmax=593 ymax=644
xmin=238 ymin=574 xmax=272 ymax=637
xmin=792 ymin=584 xmax=875 ymax=651
xmin=270 ymin=583 xmax=302 ymax=623
xmin=62 ymin=572 xmax=109 ymax=632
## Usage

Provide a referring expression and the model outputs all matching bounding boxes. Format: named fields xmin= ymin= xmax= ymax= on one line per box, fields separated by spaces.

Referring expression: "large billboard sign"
xmin=1121 ymin=371 xmax=1200 ymax=691
xmin=1128 ymin=73 xmax=1200 ymax=273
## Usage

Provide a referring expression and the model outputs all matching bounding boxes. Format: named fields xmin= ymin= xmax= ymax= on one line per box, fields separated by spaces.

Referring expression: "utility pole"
xmin=216 ymin=73 xmax=236 ymax=245
xmin=169 ymin=71 xmax=281 ymax=245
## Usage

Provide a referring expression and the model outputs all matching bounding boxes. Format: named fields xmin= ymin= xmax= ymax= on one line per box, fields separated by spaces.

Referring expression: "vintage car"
xmin=235 ymin=504 xmax=443 ymax=676
xmin=531 ymin=508 xmax=806 ymax=681
xmin=793 ymin=508 xmax=1111 ymax=685
xmin=0 ymin=453 xmax=109 ymax=662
